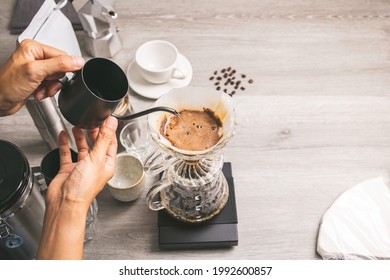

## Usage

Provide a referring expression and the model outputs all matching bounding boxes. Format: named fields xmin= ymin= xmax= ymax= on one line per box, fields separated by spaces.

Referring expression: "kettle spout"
xmin=113 ymin=106 xmax=179 ymax=121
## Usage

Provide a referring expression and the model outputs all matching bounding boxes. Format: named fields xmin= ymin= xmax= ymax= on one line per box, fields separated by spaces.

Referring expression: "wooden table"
xmin=1 ymin=0 xmax=390 ymax=259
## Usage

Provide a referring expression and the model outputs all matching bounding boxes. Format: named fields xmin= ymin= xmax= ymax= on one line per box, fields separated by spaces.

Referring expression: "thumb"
xmin=33 ymin=55 xmax=85 ymax=79
xmin=90 ymin=116 xmax=118 ymax=164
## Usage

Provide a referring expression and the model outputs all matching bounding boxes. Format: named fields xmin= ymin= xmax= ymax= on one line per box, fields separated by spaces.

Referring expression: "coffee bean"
xmin=210 ymin=67 xmax=252 ymax=93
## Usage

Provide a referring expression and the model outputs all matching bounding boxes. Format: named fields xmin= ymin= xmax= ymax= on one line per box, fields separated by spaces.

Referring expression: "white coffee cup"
xmin=107 ymin=154 xmax=145 ymax=202
xmin=135 ymin=40 xmax=186 ymax=84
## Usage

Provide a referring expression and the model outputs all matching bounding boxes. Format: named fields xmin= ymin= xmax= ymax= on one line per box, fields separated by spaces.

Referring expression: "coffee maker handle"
xmin=146 ymin=178 xmax=171 ymax=211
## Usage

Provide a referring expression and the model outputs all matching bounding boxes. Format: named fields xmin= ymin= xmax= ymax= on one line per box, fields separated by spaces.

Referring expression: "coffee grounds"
xmin=209 ymin=67 xmax=254 ymax=96
xmin=160 ymin=109 xmax=222 ymax=151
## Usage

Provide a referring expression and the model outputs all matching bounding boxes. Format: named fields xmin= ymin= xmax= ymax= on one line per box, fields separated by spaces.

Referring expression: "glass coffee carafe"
xmin=145 ymin=86 xmax=236 ymax=223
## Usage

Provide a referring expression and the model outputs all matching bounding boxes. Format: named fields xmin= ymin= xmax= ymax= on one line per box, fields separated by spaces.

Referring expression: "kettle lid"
xmin=0 ymin=140 xmax=30 ymax=214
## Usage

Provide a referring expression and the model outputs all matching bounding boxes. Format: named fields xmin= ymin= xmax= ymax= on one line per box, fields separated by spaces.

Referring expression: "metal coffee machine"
xmin=73 ymin=0 xmax=122 ymax=57
xmin=0 ymin=140 xmax=46 ymax=260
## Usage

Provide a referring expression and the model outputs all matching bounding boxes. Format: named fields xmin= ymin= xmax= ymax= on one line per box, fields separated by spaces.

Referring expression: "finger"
xmin=58 ymin=131 xmax=72 ymax=167
xmin=45 ymin=73 xmax=66 ymax=80
xmin=104 ymin=139 xmax=118 ymax=175
xmin=45 ymin=81 xmax=62 ymax=97
xmin=33 ymin=55 xmax=84 ymax=80
xmin=88 ymin=128 xmax=99 ymax=145
xmin=33 ymin=81 xmax=48 ymax=101
xmin=90 ymin=116 xmax=118 ymax=163
xmin=106 ymin=128 xmax=118 ymax=163
xmin=33 ymin=80 xmax=62 ymax=100
xmin=72 ymin=127 xmax=90 ymax=161
xmin=39 ymin=80 xmax=61 ymax=98
xmin=21 ymin=39 xmax=68 ymax=59
xmin=33 ymin=90 xmax=46 ymax=101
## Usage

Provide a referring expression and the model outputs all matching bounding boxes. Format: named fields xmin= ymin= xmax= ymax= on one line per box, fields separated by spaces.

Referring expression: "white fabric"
xmin=18 ymin=0 xmax=81 ymax=57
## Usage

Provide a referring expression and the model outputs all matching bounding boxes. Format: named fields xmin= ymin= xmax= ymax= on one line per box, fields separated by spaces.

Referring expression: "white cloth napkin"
xmin=317 ymin=177 xmax=390 ymax=259
xmin=18 ymin=0 xmax=81 ymax=57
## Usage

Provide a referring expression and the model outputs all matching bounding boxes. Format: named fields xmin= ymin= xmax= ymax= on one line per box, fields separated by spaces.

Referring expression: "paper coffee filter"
xmin=317 ymin=176 xmax=390 ymax=260
xmin=147 ymin=87 xmax=235 ymax=154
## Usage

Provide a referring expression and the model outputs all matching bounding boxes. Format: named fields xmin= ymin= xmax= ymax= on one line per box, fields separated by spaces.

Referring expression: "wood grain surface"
xmin=1 ymin=0 xmax=390 ymax=259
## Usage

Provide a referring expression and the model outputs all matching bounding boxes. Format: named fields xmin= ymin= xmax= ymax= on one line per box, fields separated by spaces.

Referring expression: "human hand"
xmin=0 ymin=39 xmax=84 ymax=116
xmin=37 ymin=116 xmax=118 ymax=260
xmin=46 ymin=116 xmax=118 ymax=211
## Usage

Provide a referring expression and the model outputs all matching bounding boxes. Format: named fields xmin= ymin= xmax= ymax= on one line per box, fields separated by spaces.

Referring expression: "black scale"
xmin=158 ymin=162 xmax=238 ymax=249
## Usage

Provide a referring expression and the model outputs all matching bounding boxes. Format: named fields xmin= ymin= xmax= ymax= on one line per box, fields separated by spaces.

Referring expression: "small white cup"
xmin=135 ymin=40 xmax=186 ymax=84
xmin=107 ymin=154 xmax=145 ymax=202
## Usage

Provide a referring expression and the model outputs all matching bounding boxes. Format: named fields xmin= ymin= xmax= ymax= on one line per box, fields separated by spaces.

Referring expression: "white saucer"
xmin=127 ymin=53 xmax=193 ymax=99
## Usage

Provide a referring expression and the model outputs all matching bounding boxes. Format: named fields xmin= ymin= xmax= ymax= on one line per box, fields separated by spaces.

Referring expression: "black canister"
xmin=0 ymin=140 xmax=45 ymax=259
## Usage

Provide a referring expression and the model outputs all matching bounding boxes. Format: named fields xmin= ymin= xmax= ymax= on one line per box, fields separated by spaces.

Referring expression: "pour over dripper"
xmin=144 ymin=86 xmax=236 ymax=223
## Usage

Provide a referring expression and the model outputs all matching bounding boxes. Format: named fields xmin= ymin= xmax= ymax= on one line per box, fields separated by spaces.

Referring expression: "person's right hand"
xmin=0 ymin=39 xmax=84 ymax=116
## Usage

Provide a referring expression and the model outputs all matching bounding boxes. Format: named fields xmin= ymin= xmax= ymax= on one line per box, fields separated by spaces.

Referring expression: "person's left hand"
xmin=37 ymin=116 xmax=118 ymax=260
xmin=47 ymin=116 xmax=118 ymax=211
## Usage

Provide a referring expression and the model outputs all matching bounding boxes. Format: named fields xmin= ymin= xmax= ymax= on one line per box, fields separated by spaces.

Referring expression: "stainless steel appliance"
xmin=0 ymin=140 xmax=45 ymax=260
xmin=73 ymin=0 xmax=122 ymax=57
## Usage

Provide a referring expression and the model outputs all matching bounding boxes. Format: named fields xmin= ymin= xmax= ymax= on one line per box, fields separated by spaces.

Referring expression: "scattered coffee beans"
xmin=209 ymin=67 xmax=254 ymax=96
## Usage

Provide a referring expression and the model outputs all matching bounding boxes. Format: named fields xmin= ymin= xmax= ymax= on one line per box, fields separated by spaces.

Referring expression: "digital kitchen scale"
xmin=158 ymin=162 xmax=238 ymax=249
